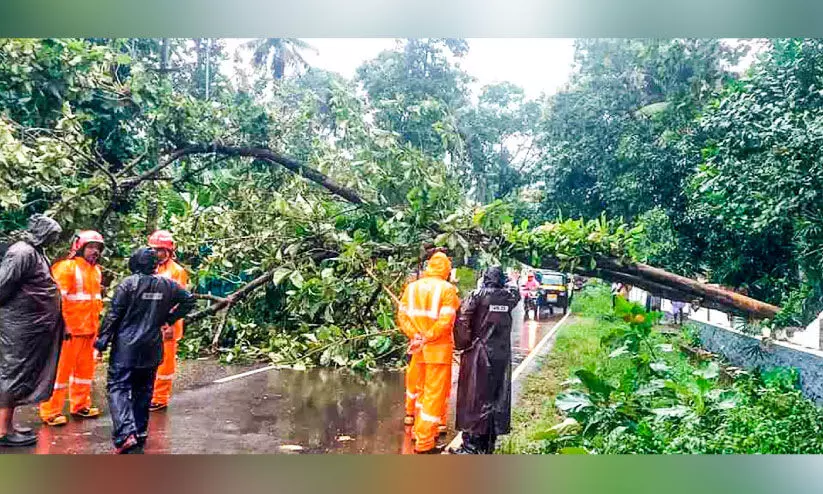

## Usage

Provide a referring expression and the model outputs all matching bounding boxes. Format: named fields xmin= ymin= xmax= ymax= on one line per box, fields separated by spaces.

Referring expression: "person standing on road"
xmin=147 ymin=230 xmax=190 ymax=412
xmin=400 ymin=270 xmax=450 ymax=436
xmin=449 ymin=266 xmax=520 ymax=454
xmin=94 ymin=247 xmax=195 ymax=454
xmin=39 ymin=230 xmax=106 ymax=426
xmin=397 ymin=252 xmax=460 ymax=454
xmin=0 ymin=214 xmax=64 ymax=447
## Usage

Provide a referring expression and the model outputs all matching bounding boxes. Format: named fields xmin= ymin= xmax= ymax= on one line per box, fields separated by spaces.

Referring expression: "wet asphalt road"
xmin=3 ymin=306 xmax=560 ymax=454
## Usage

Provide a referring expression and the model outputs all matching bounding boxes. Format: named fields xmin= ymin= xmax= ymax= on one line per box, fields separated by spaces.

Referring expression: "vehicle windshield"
xmin=537 ymin=273 xmax=565 ymax=285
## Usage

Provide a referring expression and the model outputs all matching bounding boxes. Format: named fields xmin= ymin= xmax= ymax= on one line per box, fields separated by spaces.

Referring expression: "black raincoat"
xmin=95 ymin=248 xmax=196 ymax=368
xmin=0 ymin=215 xmax=64 ymax=408
xmin=454 ymin=267 xmax=520 ymax=436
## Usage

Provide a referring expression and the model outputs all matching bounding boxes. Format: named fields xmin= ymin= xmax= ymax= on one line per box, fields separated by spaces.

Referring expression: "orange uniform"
xmin=397 ymin=253 xmax=460 ymax=453
xmin=151 ymin=259 xmax=189 ymax=406
xmin=39 ymin=257 xmax=103 ymax=420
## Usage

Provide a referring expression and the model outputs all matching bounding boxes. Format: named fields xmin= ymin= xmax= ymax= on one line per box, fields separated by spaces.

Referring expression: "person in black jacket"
xmin=449 ymin=266 xmax=520 ymax=454
xmin=93 ymin=247 xmax=195 ymax=454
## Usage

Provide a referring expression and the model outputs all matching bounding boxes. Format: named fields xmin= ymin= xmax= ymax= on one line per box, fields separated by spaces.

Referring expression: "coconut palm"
xmin=244 ymin=38 xmax=317 ymax=80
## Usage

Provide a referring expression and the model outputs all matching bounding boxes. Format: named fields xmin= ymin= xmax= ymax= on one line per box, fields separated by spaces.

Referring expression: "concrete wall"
xmin=694 ymin=321 xmax=823 ymax=405
xmin=624 ymin=287 xmax=823 ymax=403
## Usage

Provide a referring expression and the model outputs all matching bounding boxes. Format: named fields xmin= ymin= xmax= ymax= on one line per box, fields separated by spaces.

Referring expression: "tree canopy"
xmin=1 ymin=37 xmax=817 ymax=369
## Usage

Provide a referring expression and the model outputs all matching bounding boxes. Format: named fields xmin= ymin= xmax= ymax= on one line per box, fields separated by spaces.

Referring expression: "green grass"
xmin=500 ymin=281 xmax=823 ymax=454
xmin=499 ymin=316 xmax=613 ymax=453
xmin=500 ymin=282 xmax=620 ymax=453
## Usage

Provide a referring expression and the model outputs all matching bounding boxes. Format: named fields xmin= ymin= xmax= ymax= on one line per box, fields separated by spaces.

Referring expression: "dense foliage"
xmin=1 ymin=37 xmax=820 ymax=370
xmin=506 ymin=284 xmax=823 ymax=454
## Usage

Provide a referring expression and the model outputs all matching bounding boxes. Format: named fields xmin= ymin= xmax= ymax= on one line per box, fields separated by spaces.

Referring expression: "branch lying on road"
xmin=185 ymin=250 xmax=338 ymax=324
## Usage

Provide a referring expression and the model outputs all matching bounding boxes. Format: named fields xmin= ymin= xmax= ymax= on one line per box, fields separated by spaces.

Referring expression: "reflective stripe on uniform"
xmin=156 ymin=374 xmax=174 ymax=380
xmin=66 ymin=294 xmax=92 ymax=301
xmin=406 ymin=391 xmax=419 ymax=400
xmin=54 ymin=383 xmax=68 ymax=390
xmin=404 ymin=283 xmax=443 ymax=319
xmin=64 ymin=265 xmax=90 ymax=301
xmin=419 ymin=411 xmax=440 ymax=423
xmin=415 ymin=402 xmax=423 ymax=409
xmin=70 ymin=377 xmax=93 ymax=385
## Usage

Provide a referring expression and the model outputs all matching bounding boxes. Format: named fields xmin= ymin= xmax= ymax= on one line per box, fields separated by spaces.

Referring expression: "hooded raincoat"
xmin=454 ymin=266 xmax=520 ymax=437
xmin=397 ymin=252 xmax=460 ymax=452
xmin=96 ymin=248 xmax=195 ymax=449
xmin=95 ymin=248 xmax=196 ymax=369
xmin=0 ymin=215 xmax=64 ymax=408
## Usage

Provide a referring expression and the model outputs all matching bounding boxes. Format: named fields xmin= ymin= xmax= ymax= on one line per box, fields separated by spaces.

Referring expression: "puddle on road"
xmin=4 ymin=310 xmax=559 ymax=454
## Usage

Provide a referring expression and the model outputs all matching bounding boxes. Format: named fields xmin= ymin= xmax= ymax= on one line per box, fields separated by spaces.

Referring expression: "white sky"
xmin=220 ymin=38 xmax=763 ymax=101
xmin=221 ymin=38 xmax=577 ymax=99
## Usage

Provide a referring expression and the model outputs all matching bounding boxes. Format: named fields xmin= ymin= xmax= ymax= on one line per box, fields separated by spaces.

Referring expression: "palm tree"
xmin=244 ymin=38 xmax=317 ymax=80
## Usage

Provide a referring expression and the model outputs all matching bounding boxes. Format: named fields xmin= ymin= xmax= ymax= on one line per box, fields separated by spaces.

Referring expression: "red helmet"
xmin=148 ymin=230 xmax=175 ymax=251
xmin=69 ymin=230 xmax=104 ymax=257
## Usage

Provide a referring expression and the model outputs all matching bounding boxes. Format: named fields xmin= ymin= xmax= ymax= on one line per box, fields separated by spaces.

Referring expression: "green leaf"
xmin=289 ymin=271 xmax=305 ymax=289
xmin=272 ymin=268 xmax=292 ymax=286
xmin=693 ymin=362 xmax=719 ymax=380
xmin=377 ymin=313 xmax=393 ymax=330
xmin=651 ymin=405 xmax=689 ymax=418
xmin=650 ymin=362 xmax=671 ymax=373
xmin=574 ymin=369 xmax=614 ymax=400
xmin=555 ymin=392 xmax=593 ymax=413
xmin=558 ymin=447 xmax=589 ymax=455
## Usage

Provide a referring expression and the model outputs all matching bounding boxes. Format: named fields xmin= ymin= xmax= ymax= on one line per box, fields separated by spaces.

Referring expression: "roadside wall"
xmin=626 ymin=288 xmax=823 ymax=404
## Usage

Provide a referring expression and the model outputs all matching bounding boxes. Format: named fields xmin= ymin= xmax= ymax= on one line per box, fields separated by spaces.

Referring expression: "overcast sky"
xmin=220 ymin=38 xmax=763 ymax=101
xmin=221 ymin=38 xmax=577 ymax=99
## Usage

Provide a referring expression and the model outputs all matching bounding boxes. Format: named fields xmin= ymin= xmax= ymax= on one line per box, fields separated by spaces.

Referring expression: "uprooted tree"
xmin=3 ymin=38 xmax=812 ymax=371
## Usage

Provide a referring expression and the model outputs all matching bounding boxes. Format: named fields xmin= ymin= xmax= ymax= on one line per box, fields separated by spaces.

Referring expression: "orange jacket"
xmin=397 ymin=253 xmax=460 ymax=364
xmin=156 ymin=259 xmax=189 ymax=341
xmin=52 ymin=257 xmax=103 ymax=336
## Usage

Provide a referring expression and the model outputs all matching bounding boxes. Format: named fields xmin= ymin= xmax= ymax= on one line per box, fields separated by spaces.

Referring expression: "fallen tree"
xmin=162 ymin=143 xmax=781 ymax=322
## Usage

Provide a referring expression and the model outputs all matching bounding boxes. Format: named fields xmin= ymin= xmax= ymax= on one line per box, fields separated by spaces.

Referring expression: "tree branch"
xmin=185 ymin=250 xmax=337 ymax=323
xmin=165 ymin=144 xmax=367 ymax=205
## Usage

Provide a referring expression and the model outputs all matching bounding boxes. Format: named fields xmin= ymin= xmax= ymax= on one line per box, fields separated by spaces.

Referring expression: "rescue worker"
xmin=397 ymin=252 xmax=460 ymax=454
xmin=39 ymin=230 xmax=105 ymax=426
xmin=0 ymin=214 xmax=64 ymax=447
xmin=401 ymin=272 xmax=449 ymax=435
xmin=147 ymin=230 xmax=189 ymax=411
xmin=449 ymin=266 xmax=520 ymax=454
xmin=93 ymin=247 xmax=195 ymax=454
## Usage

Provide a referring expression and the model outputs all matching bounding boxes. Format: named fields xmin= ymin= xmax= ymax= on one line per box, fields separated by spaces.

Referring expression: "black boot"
xmin=448 ymin=434 xmax=483 ymax=454
xmin=414 ymin=445 xmax=444 ymax=454
xmin=0 ymin=431 xmax=36 ymax=447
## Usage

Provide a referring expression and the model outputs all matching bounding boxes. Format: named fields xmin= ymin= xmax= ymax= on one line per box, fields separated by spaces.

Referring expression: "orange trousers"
xmin=39 ymin=335 xmax=96 ymax=419
xmin=404 ymin=352 xmax=448 ymax=426
xmin=411 ymin=362 xmax=451 ymax=452
xmin=151 ymin=339 xmax=177 ymax=406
